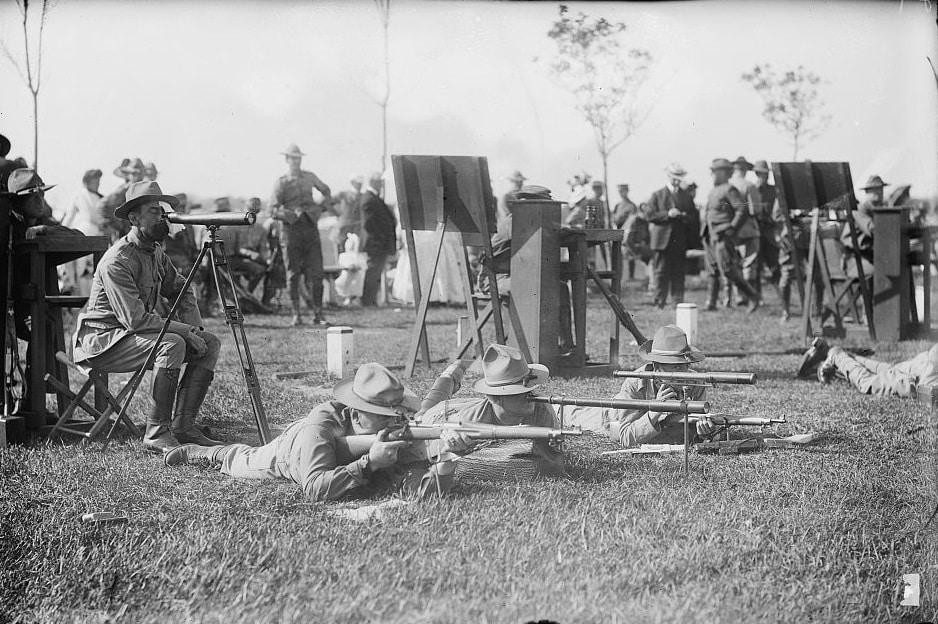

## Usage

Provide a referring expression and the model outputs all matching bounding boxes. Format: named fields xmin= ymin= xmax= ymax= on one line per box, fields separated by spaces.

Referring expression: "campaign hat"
xmin=732 ymin=156 xmax=754 ymax=170
xmin=333 ymin=363 xmax=417 ymax=417
xmin=638 ymin=325 xmax=705 ymax=364
xmin=114 ymin=180 xmax=179 ymax=220
xmin=860 ymin=175 xmax=889 ymax=190
xmin=709 ymin=158 xmax=734 ymax=171
xmin=752 ymin=160 xmax=771 ymax=174
xmin=472 ymin=344 xmax=549 ymax=396
xmin=281 ymin=143 xmax=306 ymax=158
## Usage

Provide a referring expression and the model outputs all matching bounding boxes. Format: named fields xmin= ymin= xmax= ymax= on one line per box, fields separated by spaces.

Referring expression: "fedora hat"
xmin=112 ymin=158 xmax=131 ymax=177
xmin=333 ymin=363 xmax=417 ymax=417
xmin=860 ymin=175 xmax=889 ymax=190
xmin=665 ymin=162 xmax=687 ymax=179
xmin=732 ymin=156 xmax=754 ymax=170
xmin=281 ymin=143 xmax=306 ymax=158
xmin=121 ymin=157 xmax=145 ymax=175
xmin=0 ymin=133 xmax=10 ymax=158
xmin=709 ymin=158 xmax=733 ymax=172
xmin=639 ymin=325 xmax=705 ymax=364
xmin=7 ymin=168 xmax=55 ymax=195
xmin=472 ymin=344 xmax=549 ymax=396
xmin=753 ymin=160 xmax=770 ymax=174
xmin=114 ymin=180 xmax=179 ymax=220
xmin=507 ymin=170 xmax=527 ymax=183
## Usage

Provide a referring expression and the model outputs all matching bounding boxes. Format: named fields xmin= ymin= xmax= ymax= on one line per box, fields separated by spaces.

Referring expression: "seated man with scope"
xmin=562 ymin=325 xmax=717 ymax=447
xmin=73 ymin=181 xmax=225 ymax=453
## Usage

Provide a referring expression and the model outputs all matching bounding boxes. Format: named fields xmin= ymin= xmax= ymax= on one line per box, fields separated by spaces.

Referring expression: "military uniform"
xmin=825 ymin=344 xmax=938 ymax=397
xmin=752 ymin=181 xmax=780 ymax=295
xmin=563 ymin=363 xmax=708 ymax=447
xmin=701 ymin=182 xmax=760 ymax=309
xmin=269 ymin=170 xmax=332 ymax=321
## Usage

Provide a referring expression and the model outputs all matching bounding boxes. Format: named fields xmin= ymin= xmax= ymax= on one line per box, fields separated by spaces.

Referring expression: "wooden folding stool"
xmin=44 ymin=351 xmax=141 ymax=444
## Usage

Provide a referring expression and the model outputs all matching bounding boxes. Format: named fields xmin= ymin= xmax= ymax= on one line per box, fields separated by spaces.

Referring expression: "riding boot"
xmin=172 ymin=366 xmax=224 ymax=445
xmin=143 ymin=368 xmax=181 ymax=453
xmin=705 ymin=277 xmax=721 ymax=311
xmin=164 ymin=443 xmax=235 ymax=467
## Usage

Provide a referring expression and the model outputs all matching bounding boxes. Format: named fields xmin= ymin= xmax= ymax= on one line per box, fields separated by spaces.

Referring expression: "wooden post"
xmin=872 ymin=206 xmax=911 ymax=341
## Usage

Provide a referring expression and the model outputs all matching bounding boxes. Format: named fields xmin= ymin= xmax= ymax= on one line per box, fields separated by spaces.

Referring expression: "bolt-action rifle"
xmin=334 ymin=421 xmax=582 ymax=461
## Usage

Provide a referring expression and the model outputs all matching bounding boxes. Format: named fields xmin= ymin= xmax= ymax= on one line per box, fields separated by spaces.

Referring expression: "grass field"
xmin=1 ymin=277 xmax=936 ymax=623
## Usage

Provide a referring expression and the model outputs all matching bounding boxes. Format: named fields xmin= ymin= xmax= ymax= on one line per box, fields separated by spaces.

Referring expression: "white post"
xmin=675 ymin=303 xmax=698 ymax=346
xmin=456 ymin=316 xmax=470 ymax=346
xmin=327 ymin=326 xmax=354 ymax=378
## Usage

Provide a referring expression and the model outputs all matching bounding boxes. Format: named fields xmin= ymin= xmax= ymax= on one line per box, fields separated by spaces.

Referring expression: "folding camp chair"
xmin=43 ymin=351 xmax=141 ymax=444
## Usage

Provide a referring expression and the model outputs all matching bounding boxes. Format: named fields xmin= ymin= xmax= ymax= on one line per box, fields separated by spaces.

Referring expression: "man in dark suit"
xmin=644 ymin=163 xmax=698 ymax=308
xmin=360 ymin=172 xmax=397 ymax=307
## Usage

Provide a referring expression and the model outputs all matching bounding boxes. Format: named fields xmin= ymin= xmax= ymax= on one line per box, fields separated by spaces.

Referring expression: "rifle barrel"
xmin=530 ymin=395 xmax=710 ymax=414
xmin=613 ymin=370 xmax=756 ymax=385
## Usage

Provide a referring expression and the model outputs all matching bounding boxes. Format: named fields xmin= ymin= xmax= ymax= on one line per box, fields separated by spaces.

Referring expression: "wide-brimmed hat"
xmin=333 ymin=363 xmax=417 ymax=417
xmin=281 ymin=143 xmax=305 ymax=158
xmin=516 ymin=185 xmax=552 ymax=200
xmin=114 ymin=180 xmax=179 ymax=220
xmin=860 ymin=175 xmax=889 ymax=190
xmin=507 ymin=170 xmax=527 ymax=183
xmin=753 ymin=160 xmax=770 ymax=174
xmin=639 ymin=325 xmax=705 ymax=364
xmin=121 ymin=157 xmax=145 ymax=175
xmin=472 ymin=344 xmax=549 ymax=396
xmin=0 ymin=133 xmax=10 ymax=158
xmin=709 ymin=158 xmax=733 ymax=172
xmin=112 ymin=158 xmax=131 ymax=177
xmin=732 ymin=156 xmax=754 ymax=170
xmin=7 ymin=168 xmax=55 ymax=195
xmin=665 ymin=162 xmax=687 ymax=179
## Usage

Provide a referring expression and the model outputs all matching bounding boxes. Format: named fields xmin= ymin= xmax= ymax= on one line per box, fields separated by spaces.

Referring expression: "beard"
xmin=141 ymin=221 xmax=170 ymax=242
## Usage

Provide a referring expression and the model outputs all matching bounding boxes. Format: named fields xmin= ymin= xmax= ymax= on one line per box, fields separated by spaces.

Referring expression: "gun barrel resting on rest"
xmin=613 ymin=370 xmax=757 ymax=385
xmin=529 ymin=395 xmax=711 ymax=414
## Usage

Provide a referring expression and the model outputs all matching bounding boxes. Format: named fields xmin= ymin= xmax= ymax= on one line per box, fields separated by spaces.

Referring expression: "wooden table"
xmin=13 ymin=236 xmax=109 ymax=428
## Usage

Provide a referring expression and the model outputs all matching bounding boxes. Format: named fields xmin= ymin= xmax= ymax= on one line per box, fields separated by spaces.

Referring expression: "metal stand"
xmin=104 ymin=225 xmax=271 ymax=448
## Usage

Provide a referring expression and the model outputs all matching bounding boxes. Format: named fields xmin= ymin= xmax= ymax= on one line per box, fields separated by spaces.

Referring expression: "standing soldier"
xmin=701 ymin=158 xmax=761 ymax=313
xmin=613 ymin=183 xmax=639 ymax=279
xmin=99 ymin=157 xmax=144 ymax=242
xmin=751 ymin=160 xmax=781 ymax=301
xmin=269 ymin=143 xmax=335 ymax=326
xmin=644 ymin=163 xmax=697 ymax=308
xmin=729 ymin=156 xmax=761 ymax=307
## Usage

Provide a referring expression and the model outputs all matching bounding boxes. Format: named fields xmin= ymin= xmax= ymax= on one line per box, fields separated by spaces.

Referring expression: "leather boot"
xmin=312 ymin=306 xmax=329 ymax=326
xmin=164 ymin=443 xmax=233 ymax=467
xmin=705 ymin=277 xmax=720 ymax=311
xmin=172 ymin=366 xmax=224 ymax=445
xmin=143 ymin=368 xmax=182 ymax=453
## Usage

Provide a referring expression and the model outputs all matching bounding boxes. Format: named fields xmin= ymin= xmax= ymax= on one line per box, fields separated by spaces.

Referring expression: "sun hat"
xmin=333 ymin=363 xmax=417 ymax=416
xmin=860 ymin=175 xmax=889 ymax=190
xmin=472 ymin=344 xmax=549 ymax=396
xmin=114 ymin=180 xmax=179 ymax=220
xmin=709 ymin=158 xmax=733 ymax=172
xmin=281 ymin=143 xmax=306 ymax=158
xmin=665 ymin=162 xmax=688 ymax=179
xmin=752 ymin=160 xmax=770 ymax=174
xmin=638 ymin=325 xmax=705 ymax=364
xmin=7 ymin=168 xmax=55 ymax=195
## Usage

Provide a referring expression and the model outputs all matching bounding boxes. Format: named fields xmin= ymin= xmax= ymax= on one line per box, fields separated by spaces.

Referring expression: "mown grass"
xmin=1 ymin=277 xmax=936 ymax=623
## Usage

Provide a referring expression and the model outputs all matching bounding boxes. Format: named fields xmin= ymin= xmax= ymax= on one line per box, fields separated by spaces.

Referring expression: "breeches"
xmin=83 ymin=331 xmax=221 ymax=372
xmin=705 ymin=238 xmax=743 ymax=280
xmin=757 ymin=233 xmax=780 ymax=278
xmin=736 ymin=236 xmax=760 ymax=281
xmin=283 ymin=228 xmax=324 ymax=282
xmin=832 ymin=350 xmax=916 ymax=397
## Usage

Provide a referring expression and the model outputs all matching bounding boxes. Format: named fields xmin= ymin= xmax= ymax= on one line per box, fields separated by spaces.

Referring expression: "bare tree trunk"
xmin=601 ymin=153 xmax=610 ymax=229
xmin=31 ymin=90 xmax=38 ymax=170
xmin=376 ymin=0 xmax=391 ymax=197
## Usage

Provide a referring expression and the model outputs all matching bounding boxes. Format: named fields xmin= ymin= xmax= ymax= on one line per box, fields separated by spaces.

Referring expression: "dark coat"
xmin=644 ymin=186 xmax=697 ymax=251
xmin=701 ymin=183 xmax=748 ymax=242
xmin=361 ymin=191 xmax=397 ymax=257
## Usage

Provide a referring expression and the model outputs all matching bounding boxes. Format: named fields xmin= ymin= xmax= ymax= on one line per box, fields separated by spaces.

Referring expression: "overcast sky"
xmin=1 ymin=0 xmax=936 ymax=212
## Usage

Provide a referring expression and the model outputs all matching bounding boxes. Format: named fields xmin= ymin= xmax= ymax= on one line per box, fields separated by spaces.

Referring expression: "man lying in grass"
xmin=561 ymin=325 xmax=717 ymax=447
xmin=164 ymin=363 xmax=474 ymax=501
xmin=417 ymin=344 xmax=565 ymax=476
xmin=800 ymin=337 xmax=937 ymax=397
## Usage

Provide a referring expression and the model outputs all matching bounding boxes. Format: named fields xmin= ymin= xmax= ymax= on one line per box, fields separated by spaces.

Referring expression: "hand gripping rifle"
xmin=334 ymin=421 xmax=583 ymax=462
xmin=612 ymin=368 xmax=757 ymax=474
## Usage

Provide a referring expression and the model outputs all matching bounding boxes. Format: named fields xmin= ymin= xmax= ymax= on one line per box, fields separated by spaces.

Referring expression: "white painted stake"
xmin=675 ymin=303 xmax=698 ymax=347
xmin=327 ymin=326 xmax=354 ymax=378
xmin=456 ymin=316 xmax=470 ymax=347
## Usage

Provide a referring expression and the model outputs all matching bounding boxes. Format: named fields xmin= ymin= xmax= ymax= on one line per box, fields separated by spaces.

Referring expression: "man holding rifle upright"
xmin=73 ymin=181 xmax=222 ymax=453
xmin=562 ymin=325 xmax=716 ymax=447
